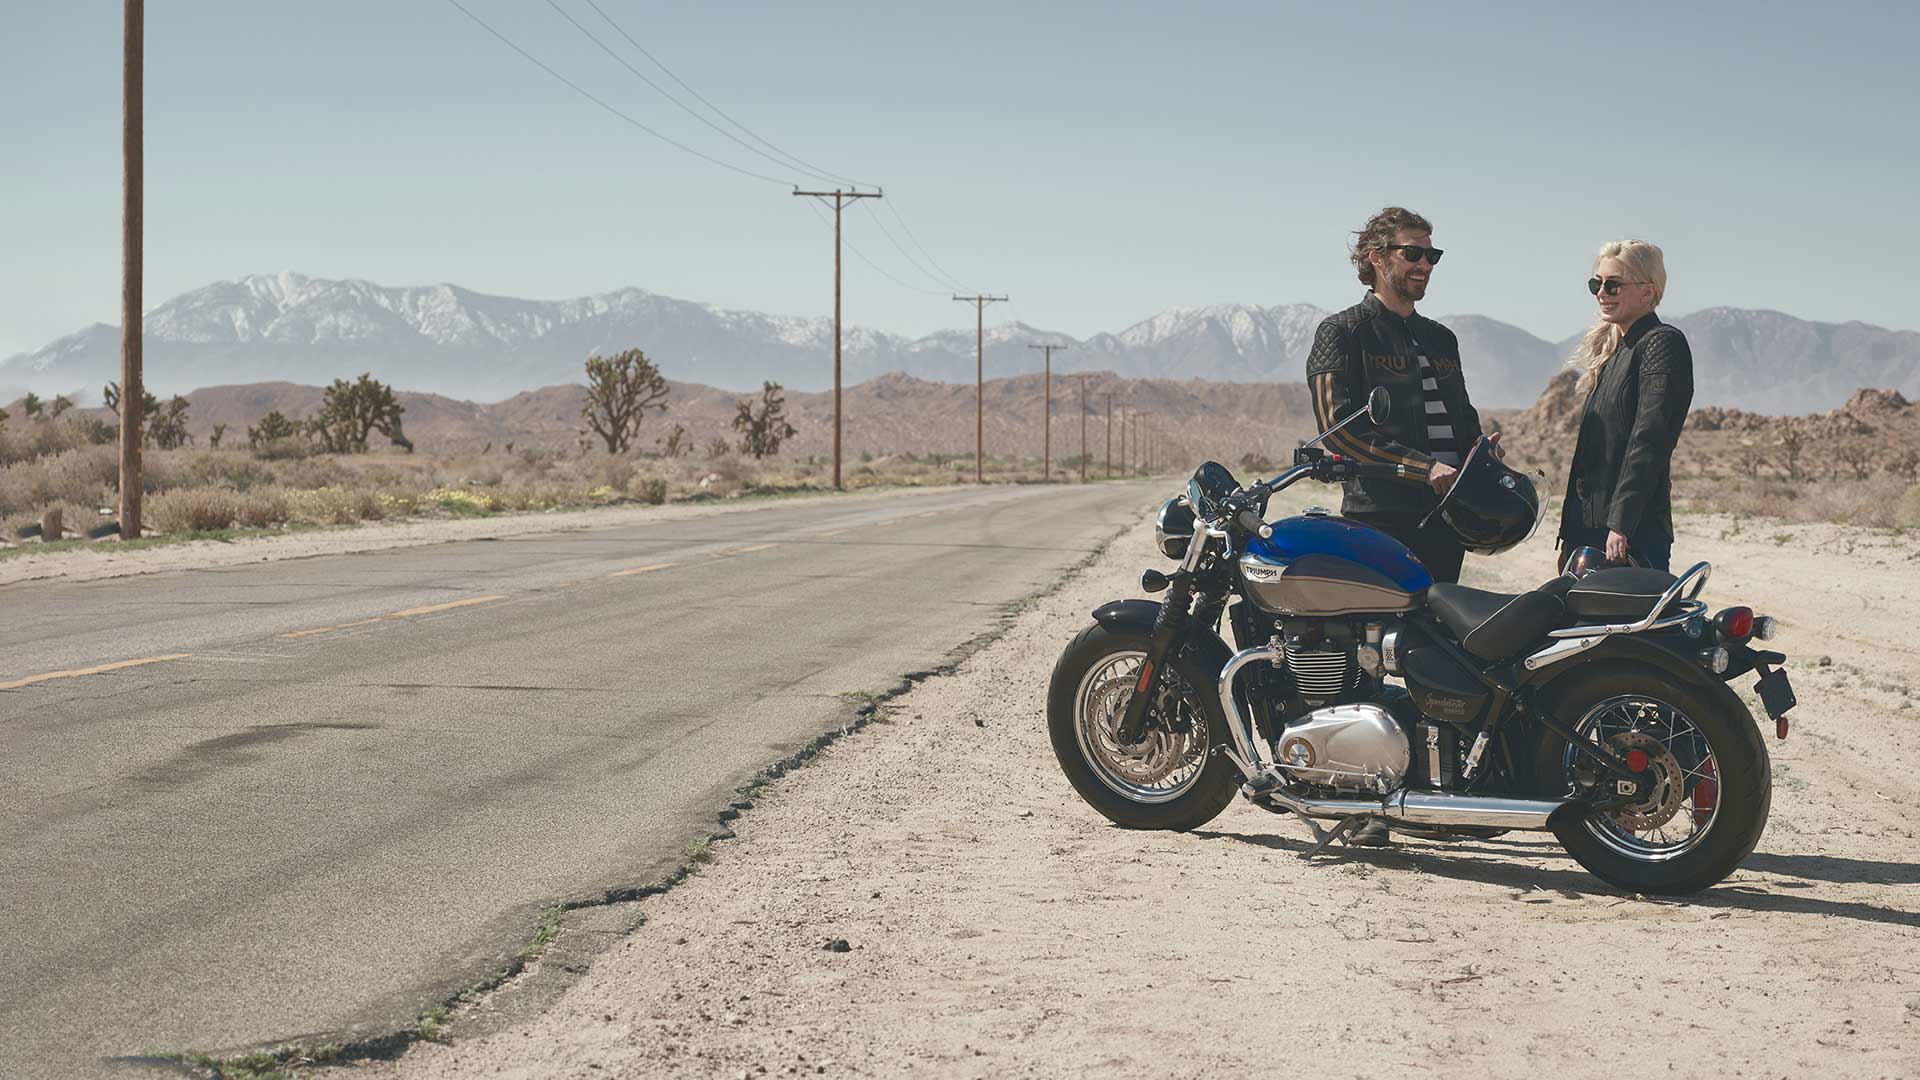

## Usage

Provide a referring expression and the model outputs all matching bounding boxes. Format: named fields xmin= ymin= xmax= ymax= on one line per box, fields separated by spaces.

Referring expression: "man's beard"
xmin=1384 ymin=262 xmax=1428 ymax=303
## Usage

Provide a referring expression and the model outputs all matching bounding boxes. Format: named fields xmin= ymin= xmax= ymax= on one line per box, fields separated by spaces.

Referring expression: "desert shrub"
xmin=148 ymin=488 xmax=245 ymax=533
xmin=251 ymin=436 xmax=312 ymax=461
xmin=427 ymin=487 xmax=499 ymax=516
xmin=146 ymin=486 xmax=287 ymax=533
xmin=634 ymin=475 xmax=668 ymax=505
xmin=0 ymin=444 xmax=118 ymax=518
xmin=274 ymin=456 xmax=350 ymax=491
xmin=286 ymin=485 xmax=384 ymax=525
xmin=598 ymin=456 xmax=637 ymax=492
xmin=1900 ymin=484 xmax=1920 ymax=529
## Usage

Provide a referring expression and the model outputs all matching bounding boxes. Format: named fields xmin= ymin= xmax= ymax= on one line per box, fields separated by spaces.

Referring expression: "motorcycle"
xmin=1047 ymin=388 xmax=1797 ymax=895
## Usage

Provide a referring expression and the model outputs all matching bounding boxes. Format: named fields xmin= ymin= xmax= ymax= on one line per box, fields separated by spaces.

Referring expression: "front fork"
xmin=1114 ymin=578 xmax=1195 ymax=745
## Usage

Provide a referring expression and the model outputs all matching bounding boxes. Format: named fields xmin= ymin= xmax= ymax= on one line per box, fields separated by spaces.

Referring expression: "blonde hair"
xmin=1570 ymin=239 xmax=1668 ymax=396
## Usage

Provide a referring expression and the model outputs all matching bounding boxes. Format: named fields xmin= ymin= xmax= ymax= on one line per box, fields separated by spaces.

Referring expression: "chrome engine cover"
xmin=1273 ymin=703 xmax=1410 ymax=792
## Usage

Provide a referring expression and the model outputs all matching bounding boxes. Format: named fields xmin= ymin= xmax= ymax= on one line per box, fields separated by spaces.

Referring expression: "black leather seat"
xmin=1427 ymin=582 xmax=1568 ymax=661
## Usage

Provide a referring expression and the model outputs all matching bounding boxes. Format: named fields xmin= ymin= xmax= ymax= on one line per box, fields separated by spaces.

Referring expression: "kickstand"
xmin=1294 ymin=812 xmax=1364 ymax=859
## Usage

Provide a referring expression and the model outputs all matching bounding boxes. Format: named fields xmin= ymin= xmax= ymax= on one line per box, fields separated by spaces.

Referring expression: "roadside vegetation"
xmin=2 ymin=353 xmax=1145 ymax=544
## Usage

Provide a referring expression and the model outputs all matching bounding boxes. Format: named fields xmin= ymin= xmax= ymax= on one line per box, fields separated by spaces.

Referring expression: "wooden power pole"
xmin=119 ymin=0 xmax=144 ymax=539
xmin=1027 ymin=343 xmax=1069 ymax=482
xmin=1078 ymin=374 xmax=1088 ymax=483
xmin=793 ymin=187 xmax=882 ymax=491
xmin=1105 ymin=392 xmax=1113 ymax=479
xmin=953 ymin=294 xmax=1007 ymax=482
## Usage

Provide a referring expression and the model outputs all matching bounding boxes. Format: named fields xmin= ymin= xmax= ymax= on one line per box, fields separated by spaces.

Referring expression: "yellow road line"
xmin=610 ymin=562 xmax=676 ymax=578
xmin=0 ymin=653 xmax=193 ymax=692
xmin=281 ymin=595 xmax=506 ymax=639
xmin=733 ymin=543 xmax=778 ymax=553
xmin=820 ymin=529 xmax=850 ymax=538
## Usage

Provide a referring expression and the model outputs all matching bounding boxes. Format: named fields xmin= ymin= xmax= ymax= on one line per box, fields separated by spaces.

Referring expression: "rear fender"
xmin=1090 ymin=600 xmax=1234 ymax=678
xmin=1527 ymin=632 xmax=1755 ymax=729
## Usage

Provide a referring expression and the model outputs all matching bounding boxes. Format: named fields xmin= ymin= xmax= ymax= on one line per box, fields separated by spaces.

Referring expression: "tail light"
xmin=1714 ymin=606 xmax=1755 ymax=641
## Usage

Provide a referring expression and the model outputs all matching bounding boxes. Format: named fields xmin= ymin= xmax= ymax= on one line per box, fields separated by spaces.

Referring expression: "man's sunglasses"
xmin=1385 ymin=244 xmax=1443 ymax=265
xmin=1588 ymin=276 xmax=1645 ymax=296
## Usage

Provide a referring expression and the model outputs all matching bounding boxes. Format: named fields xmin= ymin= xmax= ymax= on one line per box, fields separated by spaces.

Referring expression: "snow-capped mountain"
xmin=4 ymin=273 xmax=1913 ymax=412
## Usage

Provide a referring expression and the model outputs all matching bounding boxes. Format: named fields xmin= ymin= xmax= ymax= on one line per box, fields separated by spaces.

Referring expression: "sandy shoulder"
xmin=0 ymin=486 xmax=956 ymax=588
xmin=335 ymin=494 xmax=1920 ymax=1080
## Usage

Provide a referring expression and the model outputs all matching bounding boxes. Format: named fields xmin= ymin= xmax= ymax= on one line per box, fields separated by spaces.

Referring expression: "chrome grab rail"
xmin=1545 ymin=561 xmax=1710 ymax=639
xmin=1525 ymin=562 xmax=1713 ymax=672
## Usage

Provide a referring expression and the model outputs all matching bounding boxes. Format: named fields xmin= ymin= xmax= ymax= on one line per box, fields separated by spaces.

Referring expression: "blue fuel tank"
xmin=1236 ymin=511 xmax=1433 ymax=617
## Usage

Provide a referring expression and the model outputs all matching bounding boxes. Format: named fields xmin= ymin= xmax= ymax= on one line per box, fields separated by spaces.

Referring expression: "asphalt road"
xmin=0 ymin=481 xmax=1152 ymax=1078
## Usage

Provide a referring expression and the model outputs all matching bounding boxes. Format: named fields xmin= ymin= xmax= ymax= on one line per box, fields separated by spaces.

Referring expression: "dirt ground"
xmin=325 ymin=487 xmax=1919 ymax=1080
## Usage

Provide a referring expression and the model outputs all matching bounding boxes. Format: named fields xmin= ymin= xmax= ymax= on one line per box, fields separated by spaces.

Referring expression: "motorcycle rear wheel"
xmin=1046 ymin=621 xmax=1240 ymax=831
xmin=1531 ymin=664 xmax=1771 ymax=896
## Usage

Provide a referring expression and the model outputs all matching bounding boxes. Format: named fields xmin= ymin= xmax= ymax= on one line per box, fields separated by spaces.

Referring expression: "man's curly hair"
xmin=1350 ymin=206 xmax=1434 ymax=287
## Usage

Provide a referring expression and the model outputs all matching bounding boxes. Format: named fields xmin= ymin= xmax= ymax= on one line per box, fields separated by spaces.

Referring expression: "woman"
xmin=1557 ymin=240 xmax=1693 ymax=573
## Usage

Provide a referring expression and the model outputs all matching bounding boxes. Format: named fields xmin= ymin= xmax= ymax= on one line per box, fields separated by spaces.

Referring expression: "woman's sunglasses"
xmin=1385 ymin=244 xmax=1443 ymax=265
xmin=1587 ymin=276 xmax=1644 ymax=296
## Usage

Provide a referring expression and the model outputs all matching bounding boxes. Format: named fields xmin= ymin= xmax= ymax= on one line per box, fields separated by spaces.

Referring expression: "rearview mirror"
xmin=1367 ymin=385 xmax=1391 ymax=425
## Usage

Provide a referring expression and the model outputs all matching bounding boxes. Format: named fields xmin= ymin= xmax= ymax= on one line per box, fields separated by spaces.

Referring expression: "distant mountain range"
xmin=4 ymin=272 xmax=1916 ymax=413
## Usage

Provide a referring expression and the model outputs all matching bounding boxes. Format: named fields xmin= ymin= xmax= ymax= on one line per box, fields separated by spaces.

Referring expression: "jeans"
xmin=1557 ymin=494 xmax=1672 ymax=572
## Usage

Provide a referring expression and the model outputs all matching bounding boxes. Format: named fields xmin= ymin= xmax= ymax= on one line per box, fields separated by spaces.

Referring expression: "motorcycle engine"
xmin=1273 ymin=703 xmax=1411 ymax=793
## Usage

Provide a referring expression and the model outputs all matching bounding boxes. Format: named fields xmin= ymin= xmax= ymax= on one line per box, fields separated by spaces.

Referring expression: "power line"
xmin=443 ymin=0 xmax=794 ymax=186
xmin=547 ymin=0 xmax=836 ymax=187
xmin=859 ymin=200 xmax=963 ymax=293
xmin=581 ymin=0 xmax=873 ymax=189
xmin=882 ymin=200 xmax=970 ymax=292
xmin=802 ymin=199 xmax=947 ymax=297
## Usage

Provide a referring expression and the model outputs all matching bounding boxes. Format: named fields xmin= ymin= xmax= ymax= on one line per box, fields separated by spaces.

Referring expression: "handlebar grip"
xmin=1234 ymin=509 xmax=1271 ymax=539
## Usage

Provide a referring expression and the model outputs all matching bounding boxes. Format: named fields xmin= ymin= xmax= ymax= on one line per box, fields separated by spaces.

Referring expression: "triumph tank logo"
xmin=1242 ymin=564 xmax=1281 ymax=582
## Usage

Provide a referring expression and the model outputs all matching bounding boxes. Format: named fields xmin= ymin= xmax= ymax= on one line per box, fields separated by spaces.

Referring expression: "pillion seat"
xmin=1564 ymin=566 xmax=1680 ymax=621
xmin=1426 ymin=582 xmax=1568 ymax=661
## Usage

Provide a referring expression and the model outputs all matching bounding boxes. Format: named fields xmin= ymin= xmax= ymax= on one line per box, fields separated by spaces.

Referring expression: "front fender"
xmin=1090 ymin=600 xmax=1234 ymax=678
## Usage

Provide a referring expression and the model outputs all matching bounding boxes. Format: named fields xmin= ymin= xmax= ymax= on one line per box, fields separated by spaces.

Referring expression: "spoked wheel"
xmin=1047 ymin=622 xmax=1239 ymax=830
xmin=1533 ymin=666 xmax=1770 ymax=895
xmin=1073 ymin=651 xmax=1210 ymax=803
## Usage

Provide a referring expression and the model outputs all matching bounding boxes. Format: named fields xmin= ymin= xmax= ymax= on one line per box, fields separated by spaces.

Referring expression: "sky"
xmin=3 ymin=1 xmax=1917 ymax=360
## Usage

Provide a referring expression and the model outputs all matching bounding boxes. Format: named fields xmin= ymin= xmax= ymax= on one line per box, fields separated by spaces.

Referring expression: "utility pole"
xmin=119 ymin=0 xmax=144 ymax=539
xmin=793 ymin=187 xmax=882 ymax=491
xmin=1027 ymin=344 xmax=1069 ymax=482
xmin=1078 ymin=374 xmax=1088 ymax=483
xmin=954 ymin=294 xmax=1007 ymax=482
xmin=1104 ymin=392 xmax=1113 ymax=479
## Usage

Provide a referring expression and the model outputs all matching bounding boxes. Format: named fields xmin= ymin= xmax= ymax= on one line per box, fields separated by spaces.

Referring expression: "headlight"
xmin=1155 ymin=496 xmax=1195 ymax=560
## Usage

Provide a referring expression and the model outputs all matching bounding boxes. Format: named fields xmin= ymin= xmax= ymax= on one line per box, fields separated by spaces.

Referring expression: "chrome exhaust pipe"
xmin=1255 ymin=788 xmax=1567 ymax=831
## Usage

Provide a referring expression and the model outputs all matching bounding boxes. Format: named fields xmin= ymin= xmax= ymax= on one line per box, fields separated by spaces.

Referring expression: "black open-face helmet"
xmin=1424 ymin=437 xmax=1543 ymax=556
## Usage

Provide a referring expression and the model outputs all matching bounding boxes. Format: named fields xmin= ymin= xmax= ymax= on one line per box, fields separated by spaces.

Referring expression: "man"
xmin=1305 ymin=206 xmax=1488 ymax=585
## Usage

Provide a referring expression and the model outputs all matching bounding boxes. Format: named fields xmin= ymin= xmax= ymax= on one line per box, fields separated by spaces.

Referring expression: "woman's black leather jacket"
xmin=1560 ymin=312 xmax=1695 ymax=542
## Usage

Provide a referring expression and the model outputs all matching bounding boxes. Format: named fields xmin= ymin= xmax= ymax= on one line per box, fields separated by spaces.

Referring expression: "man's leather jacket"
xmin=1561 ymin=312 xmax=1693 ymax=541
xmin=1305 ymin=293 xmax=1485 ymax=517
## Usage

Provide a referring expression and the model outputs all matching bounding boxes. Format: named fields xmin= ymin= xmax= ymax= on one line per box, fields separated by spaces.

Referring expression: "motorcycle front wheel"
xmin=1531 ymin=664 xmax=1771 ymax=895
xmin=1046 ymin=621 xmax=1239 ymax=831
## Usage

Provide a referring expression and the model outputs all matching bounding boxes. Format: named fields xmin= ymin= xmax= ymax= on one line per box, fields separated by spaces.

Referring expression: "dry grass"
xmin=1 ymin=419 xmax=1133 ymax=541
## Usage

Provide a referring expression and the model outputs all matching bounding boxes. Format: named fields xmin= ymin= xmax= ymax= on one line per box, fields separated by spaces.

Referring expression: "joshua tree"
xmin=580 ymin=348 xmax=670 ymax=454
xmin=733 ymin=381 xmax=797 ymax=459
xmin=657 ymin=423 xmax=691 ymax=458
xmin=307 ymin=374 xmax=409 ymax=452
xmin=208 ymin=423 xmax=228 ymax=449
xmin=149 ymin=395 xmax=194 ymax=449
xmin=248 ymin=410 xmax=301 ymax=448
